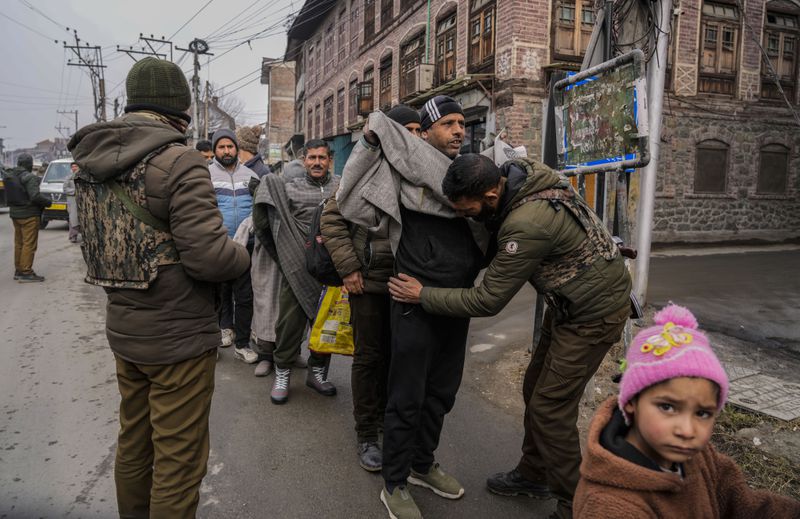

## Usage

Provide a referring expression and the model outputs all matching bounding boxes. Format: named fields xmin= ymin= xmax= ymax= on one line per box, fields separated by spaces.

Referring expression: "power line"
xmin=18 ymin=0 xmax=66 ymax=30
xmin=0 ymin=11 xmax=59 ymax=42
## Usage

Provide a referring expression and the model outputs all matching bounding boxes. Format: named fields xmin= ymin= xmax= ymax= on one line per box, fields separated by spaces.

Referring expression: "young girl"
xmin=574 ymin=304 xmax=800 ymax=518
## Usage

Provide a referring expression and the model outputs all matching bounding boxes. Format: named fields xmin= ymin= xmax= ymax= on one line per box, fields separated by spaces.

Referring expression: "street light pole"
xmin=633 ymin=0 xmax=673 ymax=304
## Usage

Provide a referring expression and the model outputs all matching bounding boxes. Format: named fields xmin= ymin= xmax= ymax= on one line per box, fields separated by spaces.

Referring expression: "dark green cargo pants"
xmin=114 ymin=348 xmax=216 ymax=519
xmin=273 ymin=274 xmax=329 ymax=369
xmin=516 ymin=304 xmax=629 ymax=519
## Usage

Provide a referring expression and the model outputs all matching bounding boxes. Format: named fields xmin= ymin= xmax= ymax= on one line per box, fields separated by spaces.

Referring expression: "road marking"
xmin=470 ymin=343 xmax=495 ymax=353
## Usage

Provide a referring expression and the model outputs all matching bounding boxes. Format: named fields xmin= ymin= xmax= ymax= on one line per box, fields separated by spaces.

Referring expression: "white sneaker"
xmin=234 ymin=346 xmax=259 ymax=364
xmin=220 ymin=328 xmax=234 ymax=348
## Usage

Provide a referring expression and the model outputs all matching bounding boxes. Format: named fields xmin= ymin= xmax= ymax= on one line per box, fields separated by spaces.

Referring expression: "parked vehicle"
xmin=39 ymin=158 xmax=73 ymax=228
xmin=0 ymin=166 xmax=7 ymax=207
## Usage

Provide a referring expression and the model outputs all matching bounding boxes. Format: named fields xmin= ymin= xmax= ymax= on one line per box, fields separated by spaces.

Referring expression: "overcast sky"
xmin=1 ymin=0 xmax=295 ymax=150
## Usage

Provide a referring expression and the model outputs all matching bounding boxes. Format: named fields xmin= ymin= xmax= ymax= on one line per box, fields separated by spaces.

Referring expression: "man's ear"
xmin=421 ymin=130 xmax=429 ymax=140
xmin=484 ymin=185 xmax=501 ymax=204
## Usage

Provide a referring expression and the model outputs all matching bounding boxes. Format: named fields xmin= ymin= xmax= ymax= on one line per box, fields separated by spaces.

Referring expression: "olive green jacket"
xmin=421 ymin=161 xmax=631 ymax=323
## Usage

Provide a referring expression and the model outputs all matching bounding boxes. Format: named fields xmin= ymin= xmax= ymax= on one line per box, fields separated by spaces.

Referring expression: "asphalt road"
xmin=0 ymin=209 xmax=548 ymax=519
xmin=3 ymin=208 xmax=797 ymax=518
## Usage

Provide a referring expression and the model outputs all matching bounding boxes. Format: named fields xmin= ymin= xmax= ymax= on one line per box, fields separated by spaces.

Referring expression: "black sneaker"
xmin=17 ymin=272 xmax=45 ymax=283
xmin=486 ymin=469 xmax=550 ymax=498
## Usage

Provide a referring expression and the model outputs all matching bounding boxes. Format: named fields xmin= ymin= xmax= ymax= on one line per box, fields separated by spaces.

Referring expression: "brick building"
xmin=261 ymin=59 xmax=300 ymax=164
xmin=283 ymin=0 xmax=800 ymax=243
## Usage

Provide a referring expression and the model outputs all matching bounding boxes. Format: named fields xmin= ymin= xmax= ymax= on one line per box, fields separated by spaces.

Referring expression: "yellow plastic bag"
xmin=309 ymin=286 xmax=354 ymax=356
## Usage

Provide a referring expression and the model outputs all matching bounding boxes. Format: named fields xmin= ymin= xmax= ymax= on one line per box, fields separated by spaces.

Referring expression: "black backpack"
xmin=305 ymin=200 xmax=344 ymax=287
xmin=4 ymin=170 xmax=31 ymax=206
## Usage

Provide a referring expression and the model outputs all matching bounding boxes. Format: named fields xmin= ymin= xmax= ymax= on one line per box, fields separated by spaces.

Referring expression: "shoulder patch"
xmin=505 ymin=241 xmax=519 ymax=254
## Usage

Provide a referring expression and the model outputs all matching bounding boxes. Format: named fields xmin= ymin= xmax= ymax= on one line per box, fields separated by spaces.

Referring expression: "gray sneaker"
xmin=357 ymin=441 xmax=382 ymax=472
xmin=408 ymin=462 xmax=464 ymax=499
xmin=17 ymin=272 xmax=45 ymax=283
xmin=220 ymin=328 xmax=234 ymax=348
xmin=254 ymin=359 xmax=273 ymax=377
xmin=380 ymin=485 xmax=422 ymax=519
xmin=271 ymin=367 xmax=291 ymax=405
xmin=306 ymin=365 xmax=337 ymax=396
xmin=234 ymin=346 xmax=259 ymax=364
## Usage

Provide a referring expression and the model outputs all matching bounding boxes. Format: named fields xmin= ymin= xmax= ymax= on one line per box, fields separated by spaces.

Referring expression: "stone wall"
xmin=653 ymin=106 xmax=800 ymax=243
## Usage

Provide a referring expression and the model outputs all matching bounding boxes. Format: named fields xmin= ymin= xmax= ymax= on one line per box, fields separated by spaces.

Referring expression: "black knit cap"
xmin=17 ymin=153 xmax=33 ymax=172
xmin=124 ymin=57 xmax=192 ymax=122
xmin=386 ymin=104 xmax=421 ymax=126
xmin=419 ymin=95 xmax=464 ymax=130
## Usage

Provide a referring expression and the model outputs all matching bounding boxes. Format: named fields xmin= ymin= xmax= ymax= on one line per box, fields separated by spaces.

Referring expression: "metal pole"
xmin=633 ymin=0 xmax=672 ymax=304
xmin=192 ymin=50 xmax=200 ymax=141
xmin=424 ymin=0 xmax=431 ymax=63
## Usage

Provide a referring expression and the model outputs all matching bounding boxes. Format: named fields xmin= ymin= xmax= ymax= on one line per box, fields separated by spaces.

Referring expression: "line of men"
xmin=67 ymin=57 xmax=631 ymax=519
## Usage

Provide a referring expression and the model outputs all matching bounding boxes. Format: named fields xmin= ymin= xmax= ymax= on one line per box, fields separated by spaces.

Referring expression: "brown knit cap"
xmin=235 ymin=125 xmax=262 ymax=154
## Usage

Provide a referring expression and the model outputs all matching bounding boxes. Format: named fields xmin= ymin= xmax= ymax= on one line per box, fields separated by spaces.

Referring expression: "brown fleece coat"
xmin=574 ymin=397 xmax=800 ymax=518
xmin=69 ymin=113 xmax=250 ymax=365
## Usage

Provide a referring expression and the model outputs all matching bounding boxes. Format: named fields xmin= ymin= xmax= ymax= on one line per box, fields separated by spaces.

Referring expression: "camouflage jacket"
xmin=68 ymin=113 xmax=250 ymax=365
xmin=421 ymin=158 xmax=631 ymax=323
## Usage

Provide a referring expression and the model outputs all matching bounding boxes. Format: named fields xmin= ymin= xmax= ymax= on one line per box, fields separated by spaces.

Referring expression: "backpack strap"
xmin=105 ymin=180 xmax=169 ymax=233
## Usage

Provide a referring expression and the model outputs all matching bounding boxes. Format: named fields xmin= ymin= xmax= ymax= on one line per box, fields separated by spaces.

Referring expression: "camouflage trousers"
xmin=114 ymin=349 xmax=216 ymax=519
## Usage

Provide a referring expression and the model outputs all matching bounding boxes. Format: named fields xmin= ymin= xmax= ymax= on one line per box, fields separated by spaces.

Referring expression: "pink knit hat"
xmin=619 ymin=304 xmax=729 ymax=422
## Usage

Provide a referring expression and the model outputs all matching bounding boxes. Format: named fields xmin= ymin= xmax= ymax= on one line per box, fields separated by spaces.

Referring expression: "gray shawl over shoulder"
xmin=336 ymin=111 xmax=465 ymax=254
xmin=253 ymin=174 xmax=338 ymax=320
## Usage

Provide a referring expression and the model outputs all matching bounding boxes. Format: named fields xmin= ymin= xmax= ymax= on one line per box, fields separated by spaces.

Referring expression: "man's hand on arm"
xmin=343 ymin=271 xmax=365 ymax=295
xmin=388 ymin=273 xmax=423 ymax=304
xmin=362 ymin=119 xmax=380 ymax=147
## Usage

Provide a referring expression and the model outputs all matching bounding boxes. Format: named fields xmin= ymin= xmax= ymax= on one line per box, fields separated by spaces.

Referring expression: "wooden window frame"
xmin=337 ymin=87 xmax=345 ymax=132
xmin=698 ymin=1 xmax=740 ymax=96
xmin=757 ymin=143 xmax=790 ymax=194
xmin=350 ymin=5 xmax=360 ymax=54
xmin=358 ymin=67 xmax=375 ymax=116
xmin=323 ymin=95 xmax=334 ymax=137
xmin=364 ymin=0 xmax=376 ymax=41
xmin=379 ymin=56 xmax=393 ymax=111
xmin=325 ymin=25 xmax=335 ymax=69
xmin=400 ymin=33 xmax=426 ymax=98
xmin=552 ymin=0 xmax=595 ymax=61
xmin=380 ymin=0 xmax=394 ymax=32
xmin=338 ymin=9 xmax=348 ymax=65
xmin=468 ymin=0 xmax=496 ymax=71
xmin=349 ymin=79 xmax=359 ymax=123
xmin=694 ymin=140 xmax=729 ymax=193
xmin=762 ymin=9 xmax=799 ymax=101
xmin=436 ymin=12 xmax=457 ymax=85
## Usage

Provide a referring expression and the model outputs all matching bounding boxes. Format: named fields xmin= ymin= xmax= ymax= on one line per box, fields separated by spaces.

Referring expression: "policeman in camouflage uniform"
xmin=68 ymin=57 xmax=250 ymax=519
xmin=389 ymin=154 xmax=631 ymax=519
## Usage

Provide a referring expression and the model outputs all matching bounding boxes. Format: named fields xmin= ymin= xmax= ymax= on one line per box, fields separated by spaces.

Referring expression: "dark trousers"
xmin=114 ymin=349 xmax=216 ymax=519
xmin=273 ymin=274 xmax=327 ymax=369
xmin=218 ymin=269 xmax=253 ymax=348
xmin=516 ymin=304 xmax=629 ymax=518
xmin=382 ymin=301 xmax=470 ymax=487
xmin=350 ymin=292 xmax=391 ymax=443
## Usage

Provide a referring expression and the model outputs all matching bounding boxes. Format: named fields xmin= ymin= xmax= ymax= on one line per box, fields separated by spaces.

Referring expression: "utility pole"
xmin=176 ymin=39 xmax=213 ymax=141
xmin=633 ymin=0 xmax=673 ymax=304
xmin=203 ymin=81 xmax=211 ymax=139
xmin=57 ymin=110 xmax=79 ymax=135
xmin=117 ymin=34 xmax=173 ymax=62
xmin=63 ymin=30 xmax=107 ymax=122
xmin=55 ymin=123 xmax=71 ymax=139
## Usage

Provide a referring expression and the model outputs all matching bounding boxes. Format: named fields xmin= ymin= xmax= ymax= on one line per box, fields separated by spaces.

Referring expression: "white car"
xmin=39 ymin=158 xmax=73 ymax=228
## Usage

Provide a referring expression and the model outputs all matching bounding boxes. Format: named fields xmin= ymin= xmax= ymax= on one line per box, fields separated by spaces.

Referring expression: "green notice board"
xmin=554 ymin=49 xmax=649 ymax=175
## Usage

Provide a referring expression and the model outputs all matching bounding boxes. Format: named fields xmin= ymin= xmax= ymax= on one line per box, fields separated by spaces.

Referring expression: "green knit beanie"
xmin=125 ymin=57 xmax=192 ymax=115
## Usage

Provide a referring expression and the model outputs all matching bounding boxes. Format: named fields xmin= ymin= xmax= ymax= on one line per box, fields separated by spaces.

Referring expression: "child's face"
xmin=624 ymin=377 xmax=718 ymax=468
